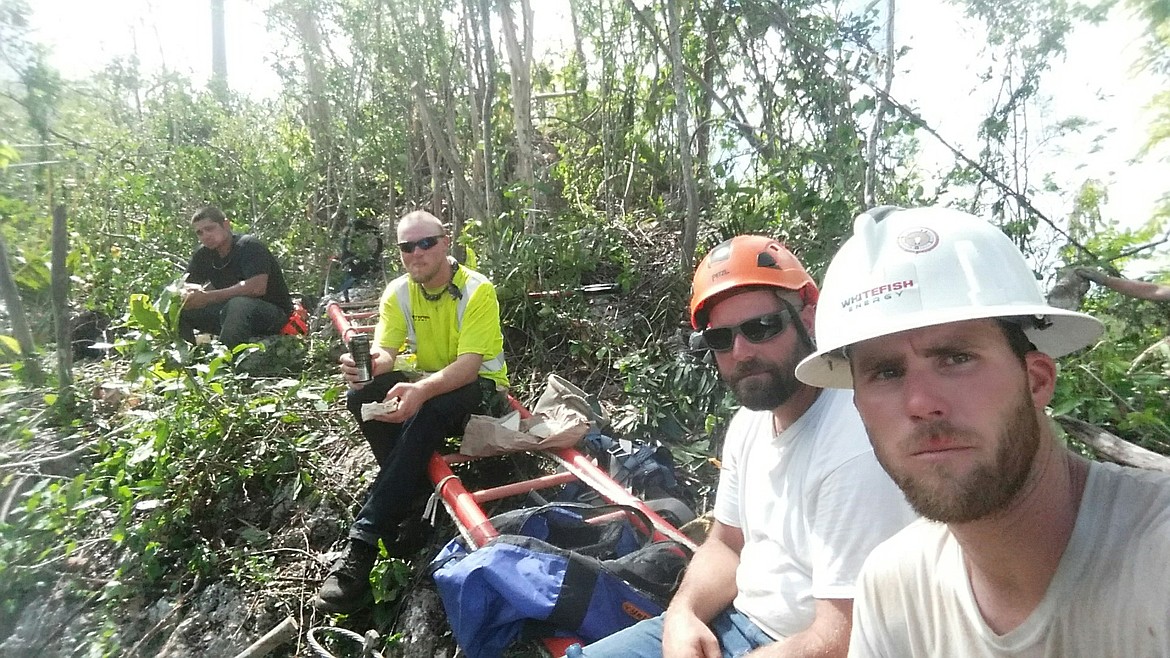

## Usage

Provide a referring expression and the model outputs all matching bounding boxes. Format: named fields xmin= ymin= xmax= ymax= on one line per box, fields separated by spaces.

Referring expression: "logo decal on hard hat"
xmin=841 ymin=280 xmax=917 ymax=312
xmin=896 ymin=227 xmax=939 ymax=254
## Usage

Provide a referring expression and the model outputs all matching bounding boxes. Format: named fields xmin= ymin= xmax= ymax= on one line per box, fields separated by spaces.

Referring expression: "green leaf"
xmin=13 ymin=254 xmax=51 ymax=292
xmin=128 ymin=294 xmax=165 ymax=333
xmin=0 ymin=334 xmax=21 ymax=358
xmin=0 ymin=143 xmax=19 ymax=168
xmin=128 ymin=441 xmax=156 ymax=466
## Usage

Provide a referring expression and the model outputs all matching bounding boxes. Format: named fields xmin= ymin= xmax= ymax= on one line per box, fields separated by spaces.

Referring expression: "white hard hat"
xmin=795 ymin=206 xmax=1104 ymax=389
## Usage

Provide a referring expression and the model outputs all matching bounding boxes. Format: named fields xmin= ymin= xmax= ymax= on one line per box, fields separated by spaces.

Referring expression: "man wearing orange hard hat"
xmin=568 ymin=235 xmax=914 ymax=658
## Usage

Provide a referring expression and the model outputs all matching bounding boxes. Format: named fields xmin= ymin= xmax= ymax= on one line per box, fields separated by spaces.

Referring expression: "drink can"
xmin=350 ymin=333 xmax=373 ymax=382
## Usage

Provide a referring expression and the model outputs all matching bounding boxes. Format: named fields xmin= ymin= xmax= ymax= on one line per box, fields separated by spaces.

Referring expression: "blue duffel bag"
xmin=430 ymin=503 xmax=691 ymax=658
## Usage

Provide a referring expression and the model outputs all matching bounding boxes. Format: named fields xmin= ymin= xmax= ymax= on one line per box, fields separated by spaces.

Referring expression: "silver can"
xmin=350 ymin=333 xmax=373 ymax=383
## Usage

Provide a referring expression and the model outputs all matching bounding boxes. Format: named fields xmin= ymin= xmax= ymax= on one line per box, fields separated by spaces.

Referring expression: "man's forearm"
xmin=204 ymin=274 xmax=269 ymax=303
xmin=1103 ymin=276 xmax=1170 ymax=302
xmin=747 ymin=598 xmax=852 ymax=658
xmin=415 ymin=353 xmax=483 ymax=400
xmin=667 ymin=526 xmax=741 ymax=624
xmin=1079 ymin=268 xmax=1170 ymax=302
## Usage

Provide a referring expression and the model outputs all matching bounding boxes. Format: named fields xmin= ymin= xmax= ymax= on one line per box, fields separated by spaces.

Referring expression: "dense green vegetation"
xmin=1 ymin=0 xmax=1168 ymax=654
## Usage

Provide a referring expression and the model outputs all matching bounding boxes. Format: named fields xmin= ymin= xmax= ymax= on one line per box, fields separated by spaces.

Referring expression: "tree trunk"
xmin=864 ymin=0 xmax=896 ymax=208
xmin=625 ymin=0 xmax=772 ymax=160
xmin=477 ymin=0 xmax=498 ymax=223
xmin=210 ymin=0 xmax=229 ymax=102
xmin=696 ymin=3 xmax=721 ymax=210
xmin=0 ymin=231 xmax=44 ymax=386
xmin=499 ymin=0 xmax=537 ymax=232
xmin=666 ymin=0 xmax=700 ymax=271
xmin=443 ymin=81 xmax=468 ymax=243
xmin=461 ymin=0 xmax=485 ymax=226
xmin=1057 ymin=416 xmax=1170 ymax=473
xmin=412 ymin=86 xmax=486 ymax=224
xmin=568 ymin=0 xmax=589 ymax=90
xmin=51 ymin=205 xmax=73 ymax=407
xmin=290 ymin=3 xmax=335 ymax=226
xmin=424 ymin=112 xmax=443 ymax=216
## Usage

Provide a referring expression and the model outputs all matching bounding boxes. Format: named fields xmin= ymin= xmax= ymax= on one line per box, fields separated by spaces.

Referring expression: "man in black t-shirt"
xmin=180 ymin=206 xmax=293 ymax=348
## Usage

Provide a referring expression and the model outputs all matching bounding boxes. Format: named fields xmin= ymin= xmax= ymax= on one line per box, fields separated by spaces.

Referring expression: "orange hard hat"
xmin=689 ymin=235 xmax=818 ymax=329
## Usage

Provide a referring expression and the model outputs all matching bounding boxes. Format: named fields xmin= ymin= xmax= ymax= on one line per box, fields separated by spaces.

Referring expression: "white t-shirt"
xmin=850 ymin=460 xmax=1170 ymax=657
xmin=714 ymin=388 xmax=917 ymax=640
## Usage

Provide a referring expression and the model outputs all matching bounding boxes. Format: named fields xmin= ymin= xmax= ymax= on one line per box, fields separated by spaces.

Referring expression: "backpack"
xmin=430 ymin=503 xmax=691 ymax=658
xmin=559 ymin=431 xmax=682 ymax=501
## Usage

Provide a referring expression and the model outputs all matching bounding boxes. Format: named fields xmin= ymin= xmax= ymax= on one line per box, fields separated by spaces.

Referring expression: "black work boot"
xmin=313 ymin=539 xmax=378 ymax=614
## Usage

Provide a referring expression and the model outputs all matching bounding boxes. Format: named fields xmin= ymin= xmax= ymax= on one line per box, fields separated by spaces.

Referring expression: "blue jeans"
xmin=564 ymin=608 xmax=774 ymax=658
xmin=179 ymin=296 xmax=287 ymax=348
xmin=345 ymin=372 xmax=484 ymax=547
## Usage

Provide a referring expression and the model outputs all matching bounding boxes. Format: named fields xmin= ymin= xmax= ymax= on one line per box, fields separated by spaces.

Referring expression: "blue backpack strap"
xmin=493 ymin=502 xmax=654 ymax=558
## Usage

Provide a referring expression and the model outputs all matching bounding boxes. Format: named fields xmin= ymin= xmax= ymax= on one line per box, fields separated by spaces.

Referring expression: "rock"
xmin=0 ymin=584 xmax=90 ymax=657
xmin=392 ymin=584 xmax=457 ymax=658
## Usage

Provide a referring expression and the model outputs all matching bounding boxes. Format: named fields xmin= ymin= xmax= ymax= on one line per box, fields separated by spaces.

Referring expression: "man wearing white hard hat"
xmin=795 ymin=206 xmax=1170 ymax=656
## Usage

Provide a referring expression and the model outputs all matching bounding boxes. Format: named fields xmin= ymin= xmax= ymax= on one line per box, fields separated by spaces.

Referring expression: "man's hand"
xmin=1075 ymin=267 xmax=1107 ymax=285
xmin=662 ymin=608 xmax=721 ymax=658
xmin=182 ymin=283 xmax=211 ymax=309
xmin=373 ymin=381 xmax=426 ymax=423
xmin=339 ymin=349 xmax=389 ymax=389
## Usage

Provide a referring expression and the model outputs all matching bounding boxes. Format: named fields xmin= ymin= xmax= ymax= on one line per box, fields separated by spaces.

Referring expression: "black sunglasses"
xmin=397 ymin=235 xmax=444 ymax=253
xmin=702 ymin=311 xmax=791 ymax=352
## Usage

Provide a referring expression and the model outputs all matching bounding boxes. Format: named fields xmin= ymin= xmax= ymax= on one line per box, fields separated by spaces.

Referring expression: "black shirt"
xmin=186 ymin=234 xmax=293 ymax=314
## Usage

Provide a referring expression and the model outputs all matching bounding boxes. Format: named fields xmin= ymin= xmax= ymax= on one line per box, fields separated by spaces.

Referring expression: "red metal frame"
xmin=326 ymin=300 xmax=696 ymax=656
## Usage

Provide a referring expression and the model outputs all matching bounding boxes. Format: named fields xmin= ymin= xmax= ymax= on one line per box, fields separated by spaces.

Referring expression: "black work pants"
xmin=345 ymin=371 xmax=484 ymax=547
xmin=179 ymin=296 xmax=287 ymax=348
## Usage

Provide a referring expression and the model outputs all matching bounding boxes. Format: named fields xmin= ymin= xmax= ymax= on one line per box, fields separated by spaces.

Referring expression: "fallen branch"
xmin=1056 ymin=416 xmax=1170 ymax=473
xmin=232 ymin=616 xmax=300 ymax=658
xmin=1129 ymin=336 xmax=1170 ymax=373
xmin=0 ymin=474 xmax=29 ymax=524
xmin=0 ymin=436 xmax=102 ymax=469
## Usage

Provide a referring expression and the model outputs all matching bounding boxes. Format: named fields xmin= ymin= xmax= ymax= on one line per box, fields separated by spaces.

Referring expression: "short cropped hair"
xmin=191 ymin=206 xmax=227 ymax=225
xmin=996 ymin=319 xmax=1039 ymax=365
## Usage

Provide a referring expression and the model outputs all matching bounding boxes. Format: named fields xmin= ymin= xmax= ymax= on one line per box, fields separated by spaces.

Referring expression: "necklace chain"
xmin=418 ymin=261 xmax=462 ymax=302
xmin=420 ymin=285 xmax=446 ymax=302
xmin=211 ymin=252 xmax=233 ymax=270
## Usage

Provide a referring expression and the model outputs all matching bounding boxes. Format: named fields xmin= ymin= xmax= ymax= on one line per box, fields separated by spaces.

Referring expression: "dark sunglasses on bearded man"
xmin=701 ymin=309 xmax=793 ymax=352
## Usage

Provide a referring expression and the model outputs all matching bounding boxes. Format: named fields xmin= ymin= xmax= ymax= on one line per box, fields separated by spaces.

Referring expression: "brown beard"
xmin=724 ymin=341 xmax=811 ymax=411
xmin=872 ymin=385 xmax=1042 ymax=523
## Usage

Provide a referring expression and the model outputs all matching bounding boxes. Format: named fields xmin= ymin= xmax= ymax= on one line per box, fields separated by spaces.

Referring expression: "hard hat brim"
xmin=795 ymin=304 xmax=1104 ymax=389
